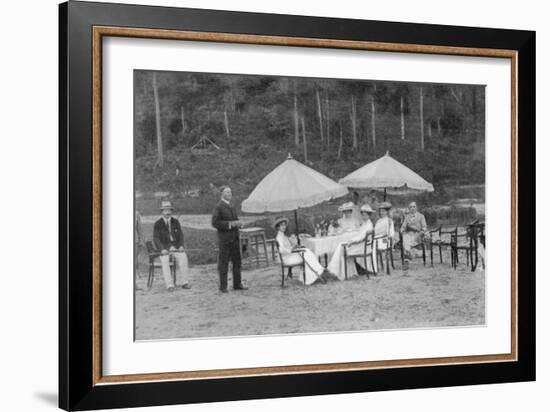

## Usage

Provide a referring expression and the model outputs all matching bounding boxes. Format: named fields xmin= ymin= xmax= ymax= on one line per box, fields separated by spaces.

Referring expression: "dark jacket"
xmin=212 ymin=201 xmax=240 ymax=242
xmin=153 ymin=217 xmax=184 ymax=251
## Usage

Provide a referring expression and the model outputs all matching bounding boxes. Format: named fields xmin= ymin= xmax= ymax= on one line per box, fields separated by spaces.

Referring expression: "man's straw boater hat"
xmin=338 ymin=201 xmax=355 ymax=212
xmin=159 ymin=200 xmax=174 ymax=211
xmin=273 ymin=217 xmax=289 ymax=229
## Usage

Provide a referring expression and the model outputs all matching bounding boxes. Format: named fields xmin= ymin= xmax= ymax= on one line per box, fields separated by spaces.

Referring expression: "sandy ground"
xmin=135 ymin=253 xmax=485 ymax=340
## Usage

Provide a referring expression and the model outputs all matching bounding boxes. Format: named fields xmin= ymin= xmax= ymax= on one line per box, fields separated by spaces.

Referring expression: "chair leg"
xmin=262 ymin=235 xmax=269 ymax=266
xmin=281 ymin=266 xmax=285 ymax=288
xmin=378 ymin=252 xmax=384 ymax=271
xmin=147 ymin=263 xmax=153 ymax=289
xmin=344 ymin=249 xmax=348 ymax=280
xmin=390 ymin=248 xmax=395 ymax=270
xmin=386 ymin=250 xmax=390 ymax=275
xmin=471 ymin=239 xmax=478 ymax=272
xmin=422 ymin=245 xmax=426 ymax=266
xmin=439 ymin=244 xmax=443 ymax=264
xmin=430 ymin=243 xmax=434 ymax=267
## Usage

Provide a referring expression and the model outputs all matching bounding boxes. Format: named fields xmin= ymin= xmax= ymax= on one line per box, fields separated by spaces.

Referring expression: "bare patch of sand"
xmin=135 ymin=261 xmax=485 ymax=340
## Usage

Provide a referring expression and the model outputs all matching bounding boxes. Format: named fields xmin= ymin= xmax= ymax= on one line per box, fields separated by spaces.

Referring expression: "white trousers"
xmin=159 ymin=252 xmax=189 ymax=288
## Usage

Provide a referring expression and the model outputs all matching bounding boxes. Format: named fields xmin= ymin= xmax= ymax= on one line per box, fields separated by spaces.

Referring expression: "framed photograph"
xmin=59 ymin=1 xmax=535 ymax=410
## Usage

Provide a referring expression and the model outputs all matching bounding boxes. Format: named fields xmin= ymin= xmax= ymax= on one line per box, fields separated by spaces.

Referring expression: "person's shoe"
xmin=234 ymin=284 xmax=249 ymax=290
xmin=219 ymin=288 xmax=228 ymax=293
xmin=181 ymin=284 xmax=191 ymax=290
xmin=167 ymin=286 xmax=175 ymax=292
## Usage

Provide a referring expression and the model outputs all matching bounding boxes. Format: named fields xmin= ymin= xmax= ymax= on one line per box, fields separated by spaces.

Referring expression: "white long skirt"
xmin=281 ymin=249 xmax=324 ymax=285
xmin=327 ymin=242 xmax=376 ymax=281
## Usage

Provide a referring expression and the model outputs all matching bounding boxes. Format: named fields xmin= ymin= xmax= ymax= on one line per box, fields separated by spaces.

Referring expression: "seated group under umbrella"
xmin=241 ymin=152 xmax=434 ymax=284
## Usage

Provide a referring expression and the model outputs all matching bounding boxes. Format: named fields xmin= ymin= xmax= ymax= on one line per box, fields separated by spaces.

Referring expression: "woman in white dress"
xmin=337 ymin=202 xmax=360 ymax=232
xmin=274 ymin=217 xmax=327 ymax=285
xmin=374 ymin=201 xmax=395 ymax=252
xmin=327 ymin=204 xmax=377 ymax=280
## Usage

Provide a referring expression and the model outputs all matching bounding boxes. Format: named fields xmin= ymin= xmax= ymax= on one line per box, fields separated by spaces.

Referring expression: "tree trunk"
xmin=472 ymin=87 xmax=478 ymax=139
xmin=351 ymin=96 xmax=357 ymax=149
xmin=400 ymin=95 xmax=405 ymax=140
xmin=180 ymin=106 xmax=186 ymax=138
xmin=152 ymin=72 xmax=164 ymax=167
xmin=223 ymin=109 xmax=230 ymax=139
xmin=325 ymin=93 xmax=330 ymax=150
xmin=301 ymin=116 xmax=308 ymax=163
xmin=293 ymin=92 xmax=300 ymax=146
xmin=337 ymin=126 xmax=343 ymax=160
xmin=419 ymin=87 xmax=425 ymax=151
xmin=371 ymin=94 xmax=376 ymax=148
xmin=316 ymin=89 xmax=324 ymax=142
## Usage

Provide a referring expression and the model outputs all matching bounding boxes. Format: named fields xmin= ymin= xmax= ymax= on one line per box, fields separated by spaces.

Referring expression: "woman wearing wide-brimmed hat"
xmin=327 ymin=204 xmax=377 ymax=279
xmin=337 ymin=201 xmax=360 ymax=232
xmin=274 ymin=217 xmax=329 ymax=285
xmin=374 ymin=201 xmax=395 ymax=252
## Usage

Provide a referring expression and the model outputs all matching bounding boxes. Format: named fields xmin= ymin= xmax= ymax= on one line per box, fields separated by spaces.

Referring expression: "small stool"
xmin=239 ymin=227 xmax=269 ymax=267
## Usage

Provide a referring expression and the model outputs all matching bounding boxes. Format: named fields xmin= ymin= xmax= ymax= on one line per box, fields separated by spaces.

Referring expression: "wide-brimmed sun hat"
xmin=273 ymin=216 xmax=289 ymax=229
xmin=159 ymin=200 xmax=174 ymax=210
xmin=360 ymin=204 xmax=375 ymax=213
xmin=338 ymin=201 xmax=355 ymax=212
xmin=378 ymin=201 xmax=392 ymax=209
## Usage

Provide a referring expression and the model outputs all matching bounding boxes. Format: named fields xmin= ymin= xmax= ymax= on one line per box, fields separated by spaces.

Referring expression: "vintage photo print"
xmin=134 ymin=70 xmax=485 ymax=340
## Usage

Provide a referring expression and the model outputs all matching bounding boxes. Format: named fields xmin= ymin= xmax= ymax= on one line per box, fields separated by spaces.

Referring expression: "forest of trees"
xmin=134 ymin=70 xmax=485 ymax=209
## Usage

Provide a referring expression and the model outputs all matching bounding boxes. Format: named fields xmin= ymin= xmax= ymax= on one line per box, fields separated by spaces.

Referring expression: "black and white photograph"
xmin=134 ymin=70 xmax=486 ymax=340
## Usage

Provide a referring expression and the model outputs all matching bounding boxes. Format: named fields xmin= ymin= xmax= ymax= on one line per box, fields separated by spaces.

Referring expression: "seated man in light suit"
xmin=400 ymin=201 xmax=427 ymax=270
xmin=153 ymin=200 xmax=190 ymax=292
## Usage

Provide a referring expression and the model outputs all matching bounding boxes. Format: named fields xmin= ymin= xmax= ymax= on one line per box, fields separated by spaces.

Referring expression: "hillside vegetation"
xmin=135 ymin=70 xmax=485 ymax=214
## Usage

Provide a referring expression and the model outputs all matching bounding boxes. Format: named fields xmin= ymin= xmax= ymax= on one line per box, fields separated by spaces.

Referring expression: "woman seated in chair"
xmin=337 ymin=202 xmax=361 ymax=232
xmin=327 ymin=204 xmax=377 ymax=280
xmin=374 ymin=201 xmax=395 ymax=251
xmin=274 ymin=217 xmax=328 ymax=285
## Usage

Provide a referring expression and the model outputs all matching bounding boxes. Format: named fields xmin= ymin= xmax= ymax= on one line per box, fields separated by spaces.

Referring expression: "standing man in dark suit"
xmin=153 ymin=200 xmax=190 ymax=291
xmin=211 ymin=186 xmax=248 ymax=293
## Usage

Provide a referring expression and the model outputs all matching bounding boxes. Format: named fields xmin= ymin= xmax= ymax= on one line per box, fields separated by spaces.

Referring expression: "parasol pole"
xmin=294 ymin=209 xmax=301 ymax=245
xmin=384 ymin=187 xmax=387 ymax=201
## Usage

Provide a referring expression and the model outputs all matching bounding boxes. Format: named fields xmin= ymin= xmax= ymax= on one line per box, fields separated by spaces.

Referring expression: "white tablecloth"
xmin=303 ymin=231 xmax=360 ymax=257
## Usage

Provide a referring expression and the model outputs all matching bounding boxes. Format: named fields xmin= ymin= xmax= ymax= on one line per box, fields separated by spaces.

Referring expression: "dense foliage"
xmin=134 ymin=70 xmax=485 ymax=213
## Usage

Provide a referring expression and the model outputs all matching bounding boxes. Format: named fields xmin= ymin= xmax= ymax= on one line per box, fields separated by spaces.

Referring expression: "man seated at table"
xmin=274 ymin=217 xmax=329 ymax=285
xmin=153 ymin=200 xmax=190 ymax=292
xmin=374 ymin=201 xmax=395 ymax=252
xmin=338 ymin=202 xmax=360 ymax=232
xmin=400 ymin=201 xmax=427 ymax=270
xmin=328 ymin=204 xmax=377 ymax=280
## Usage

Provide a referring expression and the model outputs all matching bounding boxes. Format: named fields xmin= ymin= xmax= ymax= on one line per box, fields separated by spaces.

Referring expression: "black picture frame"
xmin=59 ymin=1 xmax=535 ymax=410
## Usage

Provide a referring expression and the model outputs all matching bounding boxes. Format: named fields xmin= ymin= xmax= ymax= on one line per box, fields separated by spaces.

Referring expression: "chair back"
xmin=362 ymin=230 xmax=375 ymax=255
xmin=145 ymin=240 xmax=156 ymax=254
xmin=373 ymin=233 xmax=389 ymax=250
